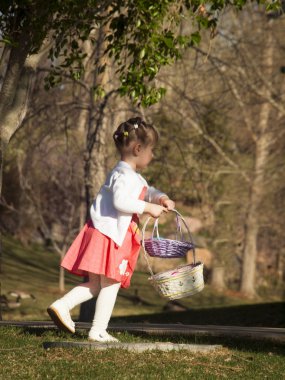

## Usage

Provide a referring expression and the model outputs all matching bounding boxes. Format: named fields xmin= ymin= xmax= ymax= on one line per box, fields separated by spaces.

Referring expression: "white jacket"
xmin=90 ymin=161 xmax=166 ymax=246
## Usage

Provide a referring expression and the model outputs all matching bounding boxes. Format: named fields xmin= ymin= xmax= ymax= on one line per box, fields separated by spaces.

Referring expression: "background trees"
xmin=0 ymin=1 xmax=284 ymax=321
xmin=142 ymin=5 xmax=285 ymax=297
xmin=1 ymin=0 xmax=280 ymax=191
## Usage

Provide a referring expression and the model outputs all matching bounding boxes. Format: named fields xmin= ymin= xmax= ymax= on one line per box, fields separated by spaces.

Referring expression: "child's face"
xmin=136 ymin=144 xmax=154 ymax=170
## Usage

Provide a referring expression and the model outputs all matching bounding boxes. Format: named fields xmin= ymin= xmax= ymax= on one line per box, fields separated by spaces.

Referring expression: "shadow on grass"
xmin=21 ymin=326 xmax=87 ymax=341
xmin=112 ymin=301 xmax=285 ymax=328
xmin=14 ymin=301 xmax=285 ymax=357
xmin=20 ymin=325 xmax=285 ymax=356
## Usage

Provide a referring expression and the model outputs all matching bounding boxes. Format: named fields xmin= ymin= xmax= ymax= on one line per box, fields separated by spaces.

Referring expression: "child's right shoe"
xmin=88 ymin=330 xmax=119 ymax=343
xmin=47 ymin=300 xmax=75 ymax=334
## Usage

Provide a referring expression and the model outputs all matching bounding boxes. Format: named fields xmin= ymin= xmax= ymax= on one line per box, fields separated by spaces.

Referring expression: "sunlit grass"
xmin=0 ymin=327 xmax=285 ymax=380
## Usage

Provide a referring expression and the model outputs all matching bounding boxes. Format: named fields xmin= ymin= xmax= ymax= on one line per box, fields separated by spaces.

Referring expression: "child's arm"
xmin=113 ymin=176 xmax=146 ymax=214
xmin=145 ymin=186 xmax=166 ymax=204
xmin=113 ymin=185 xmax=166 ymax=218
xmin=145 ymin=187 xmax=175 ymax=211
xmin=143 ymin=202 xmax=167 ymax=218
xmin=159 ymin=196 xmax=175 ymax=211
xmin=112 ymin=174 xmax=168 ymax=217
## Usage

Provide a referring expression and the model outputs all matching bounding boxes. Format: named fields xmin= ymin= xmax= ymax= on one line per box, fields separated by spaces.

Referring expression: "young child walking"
xmin=47 ymin=116 xmax=175 ymax=342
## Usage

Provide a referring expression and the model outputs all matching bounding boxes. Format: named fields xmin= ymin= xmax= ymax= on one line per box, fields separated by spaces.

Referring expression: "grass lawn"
xmin=0 ymin=326 xmax=285 ymax=379
xmin=1 ymin=235 xmax=285 ymax=379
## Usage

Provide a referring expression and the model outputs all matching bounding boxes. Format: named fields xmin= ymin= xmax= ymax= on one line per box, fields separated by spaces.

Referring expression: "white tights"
xmin=60 ymin=273 xmax=120 ymax=333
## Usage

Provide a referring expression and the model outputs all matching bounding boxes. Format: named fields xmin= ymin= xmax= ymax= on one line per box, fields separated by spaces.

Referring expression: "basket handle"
xmin=152 ymin=218 xmax=160 ymax=239
xmin=141 ymin=216 xmax=156 ymax=276
xmin=141 ymin=209 xmax=195 ymax=247
xmin=172 ymin=209 xmax=196 ymax=264
xmin=141 ymin=209 xmax=196 ymax=276
xmin=147 ymin=210 xmax=191 ymax=242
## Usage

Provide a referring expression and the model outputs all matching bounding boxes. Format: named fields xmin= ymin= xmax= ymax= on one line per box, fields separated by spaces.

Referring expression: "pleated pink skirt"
xmin=61 ymin=219 xmax=141 ymax=288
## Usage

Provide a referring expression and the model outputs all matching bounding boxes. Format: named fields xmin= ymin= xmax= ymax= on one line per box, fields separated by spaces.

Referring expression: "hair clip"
xmin=114 ymin=134 xmax=118 ymax=139
xmin=123 ymin=131 xmax=129 ymax=137
xmin=133 ymin=123 xmax=139 ymax=129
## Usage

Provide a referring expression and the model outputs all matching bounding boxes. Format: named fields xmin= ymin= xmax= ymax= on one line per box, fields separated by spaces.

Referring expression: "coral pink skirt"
xmin=61 ymin=218 xmax=141 ymax=288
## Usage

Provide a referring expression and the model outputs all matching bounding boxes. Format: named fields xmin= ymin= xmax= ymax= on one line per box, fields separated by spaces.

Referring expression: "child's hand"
xmin=144 ymin=203 xmax=167 ymax=218
xmin=159 ymin=196 xmax=175 ymax=211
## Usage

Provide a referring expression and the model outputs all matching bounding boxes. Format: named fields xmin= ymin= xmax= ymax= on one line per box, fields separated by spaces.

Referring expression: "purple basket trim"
xmin=144 ymin=238 xmax=194 ymax=258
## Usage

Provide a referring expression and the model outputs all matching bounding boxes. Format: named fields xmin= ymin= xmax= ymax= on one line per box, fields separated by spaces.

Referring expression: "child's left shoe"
xmin=88 ymin=330 xmax=119 ymax=343
xmin=47 ymin=300 xmax=75 ymax=334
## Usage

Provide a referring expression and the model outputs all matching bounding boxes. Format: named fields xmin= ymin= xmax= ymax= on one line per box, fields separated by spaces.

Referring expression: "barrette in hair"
xmin=133 ymin=123 xmax=139 ymax=129
xmin=123 ymin=131 xmax=129 ymax=137
xmin=114 ymin=134 xmax=118 ymax=139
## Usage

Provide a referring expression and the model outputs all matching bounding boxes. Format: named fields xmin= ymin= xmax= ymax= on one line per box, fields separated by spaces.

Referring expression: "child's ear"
xmin=133 ymin=143 xmax=141 ymax=156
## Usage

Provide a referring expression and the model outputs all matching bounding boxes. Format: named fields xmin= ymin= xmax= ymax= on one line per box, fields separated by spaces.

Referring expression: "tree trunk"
xmin=0 ymin=36 xmax=30 ymax=194
xmin=0 ymin=37 xmax=30 ymax=321
xmin=84 ymin=112 xmax=109 ymax=217
xmin=79 ymin=109 xmax=110 ymax=322
xmin=59 ymin=265 xmax=65 ymax=293
xmin=0 ymin=36 xmax=50 ymax=192
xmin=59 ymin=252 xmax=66 ymax=293
xmin=211 ymin=265 xmax=225 ymax=292
xmin=240 ymin=122 xmax=274 ymax=297
xmin=77 ymin=26 xmax=112 ymax=322
xmin=240 ymin=24 xmax=274 ymax=297
xmin=0 ymin=36 xmax=52 ymax=320
xmin=76 ymin=35 xmax=96 ymax=229
xmin=276 ymin=249 xmax=284 ymax=288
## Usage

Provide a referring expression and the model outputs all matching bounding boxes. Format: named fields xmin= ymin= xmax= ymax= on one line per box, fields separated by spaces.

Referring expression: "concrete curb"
xmin=43 ymin=341 xmax=222 ymax=352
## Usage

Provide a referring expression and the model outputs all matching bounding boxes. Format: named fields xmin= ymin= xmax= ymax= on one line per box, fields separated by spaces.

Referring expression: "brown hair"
xmin=113 ymin=117 xmax=158 ymax=152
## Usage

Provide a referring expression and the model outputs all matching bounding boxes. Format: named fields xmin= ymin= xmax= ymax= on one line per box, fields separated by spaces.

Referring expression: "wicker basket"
xmin=142 ymin=210 xmax=204 ymax=300
xmin=148 ymin=262 xmax=204 ymax=300
xmin=142 ymin=210 xmax=194 ymax=258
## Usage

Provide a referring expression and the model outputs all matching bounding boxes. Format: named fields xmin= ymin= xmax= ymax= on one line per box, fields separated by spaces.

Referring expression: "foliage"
xmin=0 ymin=0 xmax=282 ymax=107
xmin=1 ymin=1 xmax=284 ymax=302
xmin=3 ymin=0 xmax=284 ymax=292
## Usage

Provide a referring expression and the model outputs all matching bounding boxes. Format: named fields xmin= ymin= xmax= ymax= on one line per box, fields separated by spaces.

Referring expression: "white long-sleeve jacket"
xmin=90 ymin=161 xmax=166 ymax=246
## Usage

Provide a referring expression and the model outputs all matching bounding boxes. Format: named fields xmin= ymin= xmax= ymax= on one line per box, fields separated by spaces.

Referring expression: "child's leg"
xmin=60 ymin=273 xmax=101 ymax=310
xmin=89 ymin=275 xmax=121 ymax=342
xmin=47 ymin=273 xmax=101 ymax=333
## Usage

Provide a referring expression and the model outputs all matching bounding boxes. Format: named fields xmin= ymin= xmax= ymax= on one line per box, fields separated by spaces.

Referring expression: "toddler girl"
xmin=47 ymin=116 xmax=175 ymax=342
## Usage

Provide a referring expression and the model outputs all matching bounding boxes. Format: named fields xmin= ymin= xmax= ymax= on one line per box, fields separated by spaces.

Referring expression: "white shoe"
xmin=47 ymin=300 xmax=75 ymax=334
xmin=88 ymin=330 xmax=119 ymax=343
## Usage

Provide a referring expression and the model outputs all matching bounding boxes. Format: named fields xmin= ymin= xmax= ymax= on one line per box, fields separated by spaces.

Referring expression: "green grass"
xmin=0 ymin=327 xmax=285 ymax=379
xmin=1 ymin=235 xmax=285 ymax=379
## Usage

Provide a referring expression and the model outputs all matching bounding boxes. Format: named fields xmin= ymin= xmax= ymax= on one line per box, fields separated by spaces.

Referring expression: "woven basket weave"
xmin=148 ymin=263 xmax=204 ymax=300
xmin=142 ymin=210 xmax=204 ymax=300
xmin=142 ymin=211 xmax=194 ymax=258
